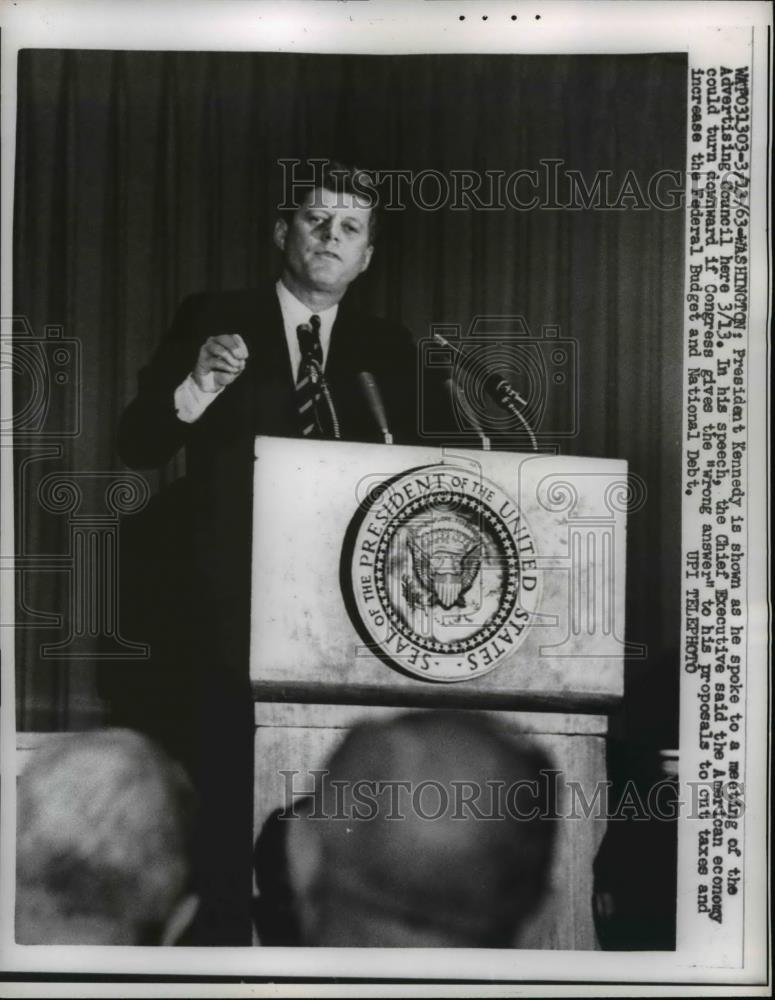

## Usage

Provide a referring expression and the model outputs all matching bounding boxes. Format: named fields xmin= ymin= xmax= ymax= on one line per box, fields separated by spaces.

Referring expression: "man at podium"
xmin=119 ymin=160 xmax=428 ymax=463
xmin=117 ymin=159 xmax=445 ymax=944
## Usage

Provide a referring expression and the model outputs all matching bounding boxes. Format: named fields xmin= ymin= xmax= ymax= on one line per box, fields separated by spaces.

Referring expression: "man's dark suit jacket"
xmin=116 ymin=282 xmax=437 ymax=944
xmin=118 ymin=282 xmax=428 ymax=676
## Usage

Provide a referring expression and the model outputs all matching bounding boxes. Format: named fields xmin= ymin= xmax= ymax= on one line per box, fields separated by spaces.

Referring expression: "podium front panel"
xmin=250 ymin=437 xmax=627 ymax=711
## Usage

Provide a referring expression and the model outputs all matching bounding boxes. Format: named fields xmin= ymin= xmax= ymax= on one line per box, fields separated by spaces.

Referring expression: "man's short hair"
xmin=295 ymin=711 xmax=556 ymax=948
xmin=16 ymin=729 xmax=196 ymax=945
xmin=278 ymin=158 xmax=380 ymax=244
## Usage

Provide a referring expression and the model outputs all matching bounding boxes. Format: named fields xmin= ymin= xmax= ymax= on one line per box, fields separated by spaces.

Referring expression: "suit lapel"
xmin=326 ymin=303 xmax=386 ymax=443
xmin=244 ymin=284 xmax=299 ymax=437
xmin=326 ymin=300 xmax=363 ymax=380
xmin=241 ymin=283 xmax=290 ymax=376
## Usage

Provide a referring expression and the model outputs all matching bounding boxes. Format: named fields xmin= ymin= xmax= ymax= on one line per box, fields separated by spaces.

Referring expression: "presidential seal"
xmin=348 ymin=464 xmax=540 ymax=682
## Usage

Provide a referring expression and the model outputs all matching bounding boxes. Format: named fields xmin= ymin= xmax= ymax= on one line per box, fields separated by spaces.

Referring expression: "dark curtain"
xmin=13 ymin=50 xmax=685 ymax=746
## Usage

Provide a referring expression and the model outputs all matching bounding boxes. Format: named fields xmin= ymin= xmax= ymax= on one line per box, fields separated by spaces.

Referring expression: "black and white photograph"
xmin=0 ymin=1 xmax=769 ymax=994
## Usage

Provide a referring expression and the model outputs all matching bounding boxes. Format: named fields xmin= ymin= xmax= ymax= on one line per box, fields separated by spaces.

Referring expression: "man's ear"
xmin=160 ymin=893 xmax=199 ymax=946
xmin=286 ymin=812 xmax=323 ymax=945
xmin=273 ymin=218 xmax=288 ymax=253
xmin=286 ymin=811 xmax=322 ymax=901
xmin=360 ymin=243 xmax=374 ymax=274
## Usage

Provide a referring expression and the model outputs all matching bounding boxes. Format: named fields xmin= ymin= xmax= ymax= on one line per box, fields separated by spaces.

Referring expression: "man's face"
xmin=274 ymin=187 xmax=374 ymax=301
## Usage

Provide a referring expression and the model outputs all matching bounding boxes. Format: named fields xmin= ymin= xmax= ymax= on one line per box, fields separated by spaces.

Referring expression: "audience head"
xmin=16 ymin=728 xmax=197 ymax=945
xmin=287 ymin=710 xmax=555 ymax=948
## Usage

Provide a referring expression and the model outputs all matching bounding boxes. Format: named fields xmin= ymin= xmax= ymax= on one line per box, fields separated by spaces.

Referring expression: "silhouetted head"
xmin=16 ymin=729 xmax=198 ymax=945
xmin=288 ymin=711 xmax=555 ymax=947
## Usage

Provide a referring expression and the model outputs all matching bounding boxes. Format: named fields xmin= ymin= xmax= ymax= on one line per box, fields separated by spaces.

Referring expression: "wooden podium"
xmin=251 ymin=436 xmax=628 ymax=949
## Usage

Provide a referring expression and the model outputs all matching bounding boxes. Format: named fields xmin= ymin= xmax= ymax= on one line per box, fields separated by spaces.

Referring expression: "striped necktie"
xmin=296 ymin=314 xmax=324 ymax=437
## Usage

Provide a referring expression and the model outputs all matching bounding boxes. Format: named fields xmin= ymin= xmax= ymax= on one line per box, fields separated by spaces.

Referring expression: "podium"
xmin=251 ymin=436 xmax=629 ymax=949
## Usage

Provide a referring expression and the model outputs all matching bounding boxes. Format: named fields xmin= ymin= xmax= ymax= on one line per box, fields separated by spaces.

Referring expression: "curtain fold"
xmin=13 ymin=50 xmax=686 ymax=744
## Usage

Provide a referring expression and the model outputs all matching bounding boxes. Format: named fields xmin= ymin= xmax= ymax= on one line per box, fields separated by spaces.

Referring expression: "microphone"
xmin=358 ymin=371 xmax=393 ymax=445
xmin=443 ymin=378 xmax=490 ymax=451
xmin=433 ymin=332 xmax=529 ymax=407
xmin=433 ymin=332 xmax=537 ymax=451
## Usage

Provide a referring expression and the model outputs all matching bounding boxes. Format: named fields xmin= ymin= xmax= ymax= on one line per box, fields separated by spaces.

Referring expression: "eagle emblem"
xmin=407 ymin=525 xmax=482 ymax=610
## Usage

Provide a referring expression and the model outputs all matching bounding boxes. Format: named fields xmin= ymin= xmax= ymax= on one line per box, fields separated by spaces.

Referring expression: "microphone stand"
xmin=357 ymin=371 xmax=393 ymax=445
xmin=489 ymin=381 xmax=538 ymax=452
xmin=434 ymin=333 xmax=538 ymax=452
xmin=304 ymin=356 xmax=341 ymax=440
xmin=444 ymin=378 xmax=491 ymax=450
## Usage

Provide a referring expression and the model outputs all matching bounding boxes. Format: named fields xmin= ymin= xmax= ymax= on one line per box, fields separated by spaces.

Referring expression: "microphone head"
xmin=357 ymin=370 xmax=389 ymax=433
xmin=357 ymin=371 xmax=378 ymax=392
xmin=433 ymin=332 xmax=455 ymax=351
xmin=444 ymin=375 xmax=486 ymax=437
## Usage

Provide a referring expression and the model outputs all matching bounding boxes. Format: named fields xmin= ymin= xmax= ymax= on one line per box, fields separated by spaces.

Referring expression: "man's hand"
xmin=192 ymin=334 xmax=249 ymax=392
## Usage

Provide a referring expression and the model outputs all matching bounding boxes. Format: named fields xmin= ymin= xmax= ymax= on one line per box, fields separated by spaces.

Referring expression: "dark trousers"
xmin=104 ymin=480 xmax=254 ymax=945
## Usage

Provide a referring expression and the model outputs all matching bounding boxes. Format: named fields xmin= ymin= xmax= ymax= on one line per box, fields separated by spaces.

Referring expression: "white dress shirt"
xmin=174 ymin=280 xmax=339 ymax=424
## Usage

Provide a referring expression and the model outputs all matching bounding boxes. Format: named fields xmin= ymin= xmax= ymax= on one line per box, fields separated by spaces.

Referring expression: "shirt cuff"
xmin=174 ymin=373 xmax=224 ymax=423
